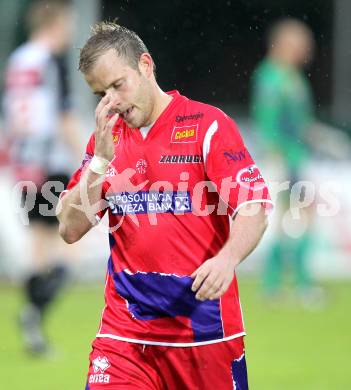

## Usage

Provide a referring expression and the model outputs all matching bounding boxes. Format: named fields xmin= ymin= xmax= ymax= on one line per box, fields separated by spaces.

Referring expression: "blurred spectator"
xmin=250 ymin=19 xmax=318 ymax=303
xmin=2 ymin=0 xmax=82 ymax=355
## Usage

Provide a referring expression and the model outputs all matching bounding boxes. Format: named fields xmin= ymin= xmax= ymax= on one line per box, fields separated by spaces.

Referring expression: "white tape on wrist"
xmin=89 ymin=155 xmax=110 ymax=175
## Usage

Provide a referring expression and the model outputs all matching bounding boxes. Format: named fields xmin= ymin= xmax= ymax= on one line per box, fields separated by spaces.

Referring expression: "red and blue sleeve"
xmin=203 ymin=110 xmax=273 ymax=216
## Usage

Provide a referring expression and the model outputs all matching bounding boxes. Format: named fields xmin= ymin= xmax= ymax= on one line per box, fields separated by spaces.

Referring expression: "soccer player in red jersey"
xmin=57 ymin=22 xmax=273 ymax=389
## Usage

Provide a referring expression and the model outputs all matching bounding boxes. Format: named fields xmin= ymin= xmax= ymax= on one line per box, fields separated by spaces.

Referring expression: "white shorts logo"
xmin=90 ymin=356 xmax=111 ymax=384
xmin=92 ymin=356 xmax=110 ymax=373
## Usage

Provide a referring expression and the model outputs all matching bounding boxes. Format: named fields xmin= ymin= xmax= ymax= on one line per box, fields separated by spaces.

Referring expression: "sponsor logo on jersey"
xmin=106 ymin=166 xmax=116 ymax=177
xmin=159 ymin=154 xmax=203 ymax=164
xmin=89 ymin=356 xmax=111 ymax=384
xmin=223 ymin=149 xmax=247 ymax=164
xmin=236 ymin=165 xmax=264 ymax=189
xmin=136 ymin=159 xmax=147 ymax=174
xmin=174 ymin=194 xmax=191 ymax=212
xmin=112 ymin=128 xmax=122 ymax=145
xmin=175 ymin=112 xmax=204 ymax=122
xmin=171 ymin=124 xmax=198 ymax=143
xmin=106 ymin=191 xmax=192 ymax=215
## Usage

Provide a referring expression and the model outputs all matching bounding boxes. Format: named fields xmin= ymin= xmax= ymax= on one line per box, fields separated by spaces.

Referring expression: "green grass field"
xmin=1 ymin=279 xmax=350 ymax=390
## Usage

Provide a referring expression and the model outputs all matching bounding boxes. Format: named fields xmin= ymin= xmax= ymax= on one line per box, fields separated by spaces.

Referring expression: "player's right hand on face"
xmin=94 ymin=95 xmax=119 ymax=161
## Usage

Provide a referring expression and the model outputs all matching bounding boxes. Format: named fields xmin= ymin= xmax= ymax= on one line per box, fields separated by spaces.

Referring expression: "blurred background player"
xmin=250 ymin=19 xmax=317 ymax=302
xmin=2 ymin=0 xmax=82 ymax=355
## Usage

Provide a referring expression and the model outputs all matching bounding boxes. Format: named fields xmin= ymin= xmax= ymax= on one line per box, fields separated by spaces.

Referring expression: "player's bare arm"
xmin=57 ymin=95 xmax=118 ymax=243
xmin=191 ymin=204 xmax=268 ymax=301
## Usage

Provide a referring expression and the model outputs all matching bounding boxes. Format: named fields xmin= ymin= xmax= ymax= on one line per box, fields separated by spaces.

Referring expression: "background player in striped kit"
xmin=3 ymin=0 xmax=82 ymax=355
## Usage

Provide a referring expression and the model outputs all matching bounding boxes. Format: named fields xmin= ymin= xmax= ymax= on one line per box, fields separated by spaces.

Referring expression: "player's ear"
xmin=138 ymin=53 xmax=153 ymax=78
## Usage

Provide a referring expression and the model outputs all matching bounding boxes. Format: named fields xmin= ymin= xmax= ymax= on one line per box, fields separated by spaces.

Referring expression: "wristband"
xmin=89 ymin=155 xmax=110 ymax=175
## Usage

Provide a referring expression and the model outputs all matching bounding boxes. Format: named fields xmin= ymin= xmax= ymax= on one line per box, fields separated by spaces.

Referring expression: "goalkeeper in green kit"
xmin=250 ymin=19 xmax=316 ymax=301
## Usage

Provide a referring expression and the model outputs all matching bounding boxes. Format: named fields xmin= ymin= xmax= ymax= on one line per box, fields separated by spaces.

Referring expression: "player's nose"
xmin=106 ymin=89 xmax=121 ymax=103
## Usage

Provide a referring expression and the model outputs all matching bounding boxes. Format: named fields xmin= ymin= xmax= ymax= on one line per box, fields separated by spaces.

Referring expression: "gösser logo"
xmin=175 ymin=112 xmax=204 ymax=122
xmin=171 ymin=124 xmax=198 ymax=143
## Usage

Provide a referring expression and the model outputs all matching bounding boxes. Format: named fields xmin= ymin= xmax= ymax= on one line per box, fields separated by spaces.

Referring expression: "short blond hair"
xmin=79 ymin=21 xmax=154 ymax=75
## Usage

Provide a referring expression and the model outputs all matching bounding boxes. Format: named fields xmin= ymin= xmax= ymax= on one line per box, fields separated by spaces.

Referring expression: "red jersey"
xmin=65 ymin=91 xmax=272 ymax=346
